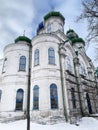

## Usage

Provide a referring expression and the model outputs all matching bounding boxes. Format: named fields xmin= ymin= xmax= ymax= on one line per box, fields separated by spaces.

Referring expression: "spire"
xmin=51 ymin=5 xmax=55 ymax=12
xmin=23 ymin=30 xmax=25 ymax=36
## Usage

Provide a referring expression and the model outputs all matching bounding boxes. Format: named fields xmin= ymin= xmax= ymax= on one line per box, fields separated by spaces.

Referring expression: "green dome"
xmin=66 ymin=29 xmax=78 ymax=41
xmin=44 ymin=11 xmax=65 ymax=21
xmin=66 ymin=29 xmax=85 ymax=45
xmin=15 ymin=36 xmax=31 ymax=44
xmin=66 ymin=29 xmax=75 ymax=34
xmin=72 ymin=38 xmax=85 ymax=44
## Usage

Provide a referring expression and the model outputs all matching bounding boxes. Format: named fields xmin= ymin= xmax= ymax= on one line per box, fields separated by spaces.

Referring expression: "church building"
xmin=0 ymin=11 xmax=98 ymax=123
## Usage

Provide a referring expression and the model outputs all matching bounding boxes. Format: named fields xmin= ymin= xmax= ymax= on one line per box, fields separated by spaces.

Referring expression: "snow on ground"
xmin=0 ymin=117 xmax=98 ymax=130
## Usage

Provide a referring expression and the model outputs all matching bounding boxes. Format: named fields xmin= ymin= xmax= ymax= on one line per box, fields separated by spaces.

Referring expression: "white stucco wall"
xmin=0 ymin=41 xmax=30 ymax=113
xmin=31 ymin=34 xmax=64 ymax=118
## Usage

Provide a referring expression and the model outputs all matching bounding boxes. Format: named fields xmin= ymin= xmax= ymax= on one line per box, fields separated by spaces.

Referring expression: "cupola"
xmin=15 ymin=36 xmax=31 ymax=44
xmin=66 ymin=29 xmax=85 ymax=46
xmin=37 ymin=11 xmax=65 ymax=34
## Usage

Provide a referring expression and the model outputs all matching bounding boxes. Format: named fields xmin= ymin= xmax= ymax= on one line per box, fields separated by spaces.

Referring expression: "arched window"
xmin=71 ymin=88 xmax=76 ymax=109
xmin=19 ymin=56 xmax=26 ymax=71
xmin=2 ymin=58 xmax=7 ymax=73
xmin=33 ymin=85 xmax=39 ymax=110
xmin=34 ymin=49 xmax=39 ymax=66
xmin=47 ymin=23 xmax=52 ymax=33
xmin=50 ymin=84 xmax=58 ymax=109
xmin=59 ymin=23 xmax=63 ymax=32
xmin=66 ymin=55 xmax=72 ymax=71
xmin=80 ymin=62 xmax=86 ymax=76
xmin=0 ymin=90 xmax=2 ymax=102
xmin=16 ymin=89 xmax=24 ymax=111
xmin=86 ymin=93 xmax=92 ymax=114
xmin=48 ymin=48 xmax=55 ymax=64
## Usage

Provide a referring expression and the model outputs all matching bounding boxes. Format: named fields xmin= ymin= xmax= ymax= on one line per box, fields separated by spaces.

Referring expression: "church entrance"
xmin=86 ymin=93 xmax=92 ymax=114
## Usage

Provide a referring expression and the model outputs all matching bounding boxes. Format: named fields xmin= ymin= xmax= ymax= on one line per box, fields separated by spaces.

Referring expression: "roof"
xmin=44 ymin=11 xmax=65 ymax=21
xmin=66 ymin=29 xmax=85 ymax=45
xmin=15 ymin=36 xmax=31 ymax=44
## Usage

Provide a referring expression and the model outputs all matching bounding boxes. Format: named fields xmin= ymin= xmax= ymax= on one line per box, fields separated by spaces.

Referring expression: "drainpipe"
xmin=73 ymin=56 xmax=84 ymax=116
xmin=27 ymin=43 xmax=32 ymax=130
xmin=59 ymin=45 xmax=68 ymax=122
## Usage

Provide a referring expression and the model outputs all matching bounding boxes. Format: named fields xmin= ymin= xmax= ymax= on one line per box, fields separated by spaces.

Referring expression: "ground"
xmin=0 ymin=117 xmax=98 ymax=130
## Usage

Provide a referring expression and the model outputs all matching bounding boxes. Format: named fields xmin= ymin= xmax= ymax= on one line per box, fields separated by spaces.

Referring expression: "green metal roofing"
xmin=44 ymin=11 xmax=65 ymax=21
xmin=66 ymin=29 xmax=75 ymax=34
xmin=72 ymin=38 xmax=85 ymax=44
xmin=66 ymin=29 xmax=85 ymax=45
xmin=15 ymin=36 xmax=31 ymax=44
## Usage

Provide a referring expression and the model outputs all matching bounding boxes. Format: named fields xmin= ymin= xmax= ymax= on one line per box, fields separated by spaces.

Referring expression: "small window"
xmin=71 ymin=88 xmax=76 ymax=109
xmin=59 ymin=23 xmax=63 ymax=32
xmin=19 ymin=56 xmax=26 ymax=71
xmin=33 ymin=85 xmax=39 ymax=110
xmin=50 ymin=84 xmax=58 ymax=109
xmin=15 ymin=89 xmax=24 ymax=111
xmin=34 ymin=49 xmax=39 ymax=66
xmin=0 ymin=90 xmax=2 ymax=102
xmin=48 ymin=48 xmax=55 ymax=64
xmin=2 ymin=58 xmax=7 ymax=73
xmin=80 ymin=62 xmax=86 ymax=76
xmin=66 ymin=55 xmax=72 ymax=71
xmin=47 ymin=23 xmax=52 ymax=33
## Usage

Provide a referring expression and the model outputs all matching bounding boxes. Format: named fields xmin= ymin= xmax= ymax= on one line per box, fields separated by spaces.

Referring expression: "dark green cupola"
xmin=15 ymin=36 xmax=31 ymax=44
xmin=44 ymin=11 xmax=65 ymax=21
xmin=66 ymin=29 xmax=85 ymax=45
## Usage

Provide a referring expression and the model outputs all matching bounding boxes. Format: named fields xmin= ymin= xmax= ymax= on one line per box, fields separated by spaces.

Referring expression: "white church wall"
xmin=30 ymin=34 xmax=64 ymax=118
xmin=0 ymin=42 xmax=29 ymax=113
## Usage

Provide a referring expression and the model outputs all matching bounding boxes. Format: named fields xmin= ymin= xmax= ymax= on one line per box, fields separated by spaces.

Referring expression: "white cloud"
xmin=0 ymin=0 xmax=34 ymax=58
xmin=0 ymin=0 xmax=96 ymax=66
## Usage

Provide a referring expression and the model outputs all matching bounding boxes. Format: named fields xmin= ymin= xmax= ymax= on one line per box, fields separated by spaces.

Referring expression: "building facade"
xmin=0 ymin=11 xmax=98 ymax=123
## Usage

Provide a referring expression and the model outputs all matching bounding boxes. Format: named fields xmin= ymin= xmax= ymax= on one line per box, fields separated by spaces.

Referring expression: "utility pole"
xmin=27 ymin=43 xmax=32 ymax=130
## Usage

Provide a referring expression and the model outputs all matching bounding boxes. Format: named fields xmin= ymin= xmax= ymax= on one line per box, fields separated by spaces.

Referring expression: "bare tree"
xmin=78 ymin=0 xmax=98 ymax=42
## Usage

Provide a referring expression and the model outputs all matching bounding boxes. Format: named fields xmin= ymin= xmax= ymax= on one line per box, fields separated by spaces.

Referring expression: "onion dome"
xmin=44 ymin=11 xmax=65 ymax=21
xmin=15 ymin=36 xmax=31 ymax=44
xmin=66 ymin=29 xmax=85 ymax=45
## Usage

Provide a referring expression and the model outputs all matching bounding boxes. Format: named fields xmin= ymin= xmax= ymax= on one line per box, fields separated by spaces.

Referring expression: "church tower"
xmin=37 ymin=11 xmax=65 ymax=34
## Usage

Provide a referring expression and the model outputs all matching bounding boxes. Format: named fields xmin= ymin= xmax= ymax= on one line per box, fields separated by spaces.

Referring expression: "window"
xmin=80 ymin=62 xmax=86 ymax=76
xmin=47 ymin=23 xmax=52 ymax=33
xmin=0 ymin=90 xmax=2 ymax=102
xmin=34 ymin=49 xmax=39 ymax=66
xmin=71 ymin=88 xmax=76 ymax=109
xmin=19 ymin=56 xmax=26 ymax=71
xmin=15 ymin=89 xmax=24 ymax=111
xmin=48 ymin=48 xmax=55 ymax=64
xmin=50 ymin=84 xmax=58 ymax=109
xmin=66 ymin=55 xmax=72 ymax=71
xmin=2 ymin=58 xmax=7 ymax=73
xmin=59 ymin=23 xmax=63 ymax=32
xmin=33 ymin=85 xmax=39 ymax=110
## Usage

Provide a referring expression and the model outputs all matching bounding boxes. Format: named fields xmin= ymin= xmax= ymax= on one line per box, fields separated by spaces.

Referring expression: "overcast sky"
xmin=0 ymin=0 xmax=96 ymax=66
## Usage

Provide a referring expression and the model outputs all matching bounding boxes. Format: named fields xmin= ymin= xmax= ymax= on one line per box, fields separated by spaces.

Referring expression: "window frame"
xmin=48 ymin=47 xmax=55 ymax=65
xmin=47 ymin=23 xmax=52 ymax=33
xmin=80 ymin=62 xmax=86 ymax=76
xmin=19 ymin=56 xmax=26 ymax=71
xmin=50 ymin=84 xmax=58 ymax=109
xmin=34 ymin=49 xmax=39 ymax=66
xmin=66 ymin=55 xmax=72 ymax=71
xmin=2 ymin=58 xmax=7 ymax=73
xmin=15 ymin=89 xmax=24 ymax=111
xmin=33 ymin=85 xmax=39 ymax=110
xmin=71 ymin=88 xmax=76 ymax=109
